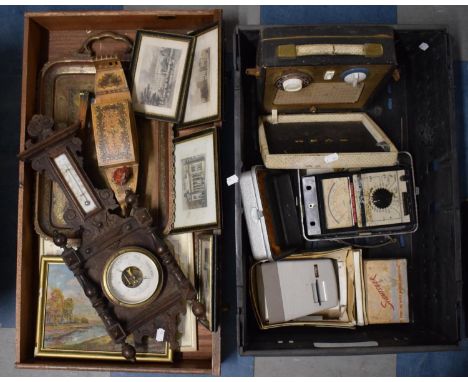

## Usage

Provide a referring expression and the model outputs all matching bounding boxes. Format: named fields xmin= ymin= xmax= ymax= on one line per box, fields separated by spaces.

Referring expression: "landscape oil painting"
xmin=36 ymin=256 xmax=172 ymax=362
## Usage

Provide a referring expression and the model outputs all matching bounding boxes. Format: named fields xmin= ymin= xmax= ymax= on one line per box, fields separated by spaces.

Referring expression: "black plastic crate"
xmin=234 ymin=25 xmax=463 ymax=356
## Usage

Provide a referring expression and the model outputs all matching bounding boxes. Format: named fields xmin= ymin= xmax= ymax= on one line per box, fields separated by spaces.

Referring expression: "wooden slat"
xmin=211 ymin=327 xmax=222 ymax=376
xmin=16 ymin=358 xmax=212 ymax=375
xmin=28 ymin=10 xmax=220 ymax=32
xmin=17 ymin=15 xmax=45 ymax=365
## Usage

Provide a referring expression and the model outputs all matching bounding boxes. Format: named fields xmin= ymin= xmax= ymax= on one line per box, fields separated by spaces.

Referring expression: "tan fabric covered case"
xmin=259 ymin=113 xmax=398 ymax=170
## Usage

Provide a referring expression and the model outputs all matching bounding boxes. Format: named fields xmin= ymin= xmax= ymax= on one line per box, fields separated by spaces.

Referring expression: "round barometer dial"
xmin=102 ymin=247 xmax=163 ymax=307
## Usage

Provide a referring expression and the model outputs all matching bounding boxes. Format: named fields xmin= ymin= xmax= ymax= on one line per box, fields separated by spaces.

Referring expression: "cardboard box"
xmin=17 ymin=10 xmax=221 ymax=375
xmin=363 ymin=259 xmax=409 ymax=324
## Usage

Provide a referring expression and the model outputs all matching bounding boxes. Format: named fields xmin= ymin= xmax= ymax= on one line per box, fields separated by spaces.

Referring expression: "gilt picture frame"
xmin=181 ymin=24 xmax=221 ymax=128
xmin=172 ymin=128 xmax=220 ymax=233
xmin=130 ymin=30 xmax=194 ymax=123
xmin=35 ymin=256 xmax=172 ymax=362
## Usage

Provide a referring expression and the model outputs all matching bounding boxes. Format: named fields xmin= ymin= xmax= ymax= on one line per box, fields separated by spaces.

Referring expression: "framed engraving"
xmin=35 ymin=256 xmax=172 ymax=362
xmin=130 ymin=30 xmax=195 ymax=122
xmin=196 ymin=233 xmax=217 ymax=331
xmin=182 ymin=24 xmax=221 ymax=128
xmin=166 ymin=233 xmax=198 ymax=351
xmin=172 ymin=129 xmax=220 ymax=233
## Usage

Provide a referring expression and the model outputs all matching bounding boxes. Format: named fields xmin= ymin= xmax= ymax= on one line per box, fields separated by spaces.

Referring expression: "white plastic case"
xmin=239 ymin=166 xmax=273 ymax=261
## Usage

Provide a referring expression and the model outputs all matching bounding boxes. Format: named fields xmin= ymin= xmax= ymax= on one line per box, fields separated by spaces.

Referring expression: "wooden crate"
xmin=17 ymin=10 xmax=222 ymax=375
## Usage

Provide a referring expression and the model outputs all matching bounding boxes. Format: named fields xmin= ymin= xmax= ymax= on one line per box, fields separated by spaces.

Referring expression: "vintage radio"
xmin=247 ymin=25 xmax=399 ymax=170
xmin=252 ymin=25 xmax=397 ymax=114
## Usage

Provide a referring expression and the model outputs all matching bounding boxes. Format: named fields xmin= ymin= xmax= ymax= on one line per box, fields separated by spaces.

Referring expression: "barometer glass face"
xmin=322 ymin=177 xmax=354 ymax=229
xmin=53 ymin=153 xmax=98 ymax=214
xmin=103 ymin=248 xmax=162 ymax=307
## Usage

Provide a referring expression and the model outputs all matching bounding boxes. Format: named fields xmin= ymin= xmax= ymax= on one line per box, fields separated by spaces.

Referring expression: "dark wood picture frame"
xmin=180 ymin=24 xmax=222 ymax=128
xmin=171 ymin=128 xmax=220 ymax=233
xmin=130 ymin=30 xmax=195 ymax=123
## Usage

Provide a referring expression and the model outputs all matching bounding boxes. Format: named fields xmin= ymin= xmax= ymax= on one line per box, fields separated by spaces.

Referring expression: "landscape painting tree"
xmin=46 ymin=288 xmax=64 ymax=324
xmin=45 ymin=289 xmax=75 ymax=324
xmin=63 ymin=298 xmax=74 ymax=323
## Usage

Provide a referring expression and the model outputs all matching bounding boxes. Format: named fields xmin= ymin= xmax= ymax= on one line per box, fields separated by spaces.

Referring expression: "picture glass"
xmin=183 ymin=27 xmax=219 ymax=124
xmin=132 ymin=33 xmax=191 ymax=119
xmin=173 ymin=131 xmax=217 ymax=230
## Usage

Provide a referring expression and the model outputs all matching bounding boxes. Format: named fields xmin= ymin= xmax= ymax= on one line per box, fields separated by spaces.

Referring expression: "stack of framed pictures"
xmin=128 ymin=22 xmax=222 ymax=346
xmin=130 ymin=24 xmax=221 ymax=127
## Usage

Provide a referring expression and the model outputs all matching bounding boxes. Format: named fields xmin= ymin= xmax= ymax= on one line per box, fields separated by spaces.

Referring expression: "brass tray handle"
xmin=78 ymin=31 xmax=133 ymax=56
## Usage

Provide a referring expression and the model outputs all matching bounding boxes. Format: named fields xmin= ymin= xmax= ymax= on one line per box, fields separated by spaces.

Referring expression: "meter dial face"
xmin=322 ymin=177 xmax=354 ymax=230
xmin=357 ymin=169 xmax=409 ymax=227
xmin=53 ymin=152 xmax=98 ymax=214
xmin=102 ymin=247 xmax=163 ymax=307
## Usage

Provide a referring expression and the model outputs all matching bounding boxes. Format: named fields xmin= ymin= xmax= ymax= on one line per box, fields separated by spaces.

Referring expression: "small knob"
xmin=53 ymin=230 xmax=68 ymax=248
xmin=371 ymin=188 xmax=393 ymax=209
xmin=192 ymin=300 xmax=206 ymax=318
xmin=122 ymin=342 xmax=136 ymax=362
xmin=125 ymin=190 xmax=138 ymax=207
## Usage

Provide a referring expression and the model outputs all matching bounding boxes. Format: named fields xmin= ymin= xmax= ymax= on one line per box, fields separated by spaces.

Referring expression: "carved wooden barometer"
xmin=19 ymin=114 xmax=205 ymax=361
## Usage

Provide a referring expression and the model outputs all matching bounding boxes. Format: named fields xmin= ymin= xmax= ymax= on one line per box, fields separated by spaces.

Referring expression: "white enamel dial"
xmin=103 ymin=248 xmax=162 ymax=307
xmin=53 ymin=153 xmax=97 ymax=214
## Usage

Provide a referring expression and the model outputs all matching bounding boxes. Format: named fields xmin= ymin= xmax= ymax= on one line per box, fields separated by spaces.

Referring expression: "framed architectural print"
xmin=166 ymin=233 xmax=198 ymax=352
xmin=130 ymin=30 xmax=194 ymax=122
xmin=172 ymin=128 xmax=220 ymax=233
xmin=35 ymin=256 xmax=172 ymax=362
xmin=196 ymin=233 xmax=217 ymax=332
xmin=182 ymin=24 xmax=221 ymax=128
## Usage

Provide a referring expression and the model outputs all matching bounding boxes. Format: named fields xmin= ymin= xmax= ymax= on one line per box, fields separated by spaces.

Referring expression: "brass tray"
xmin=36 ymin=32 xmax=132 ymax=241
xmin=35 ymin=31 xmax=175 ymax=240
